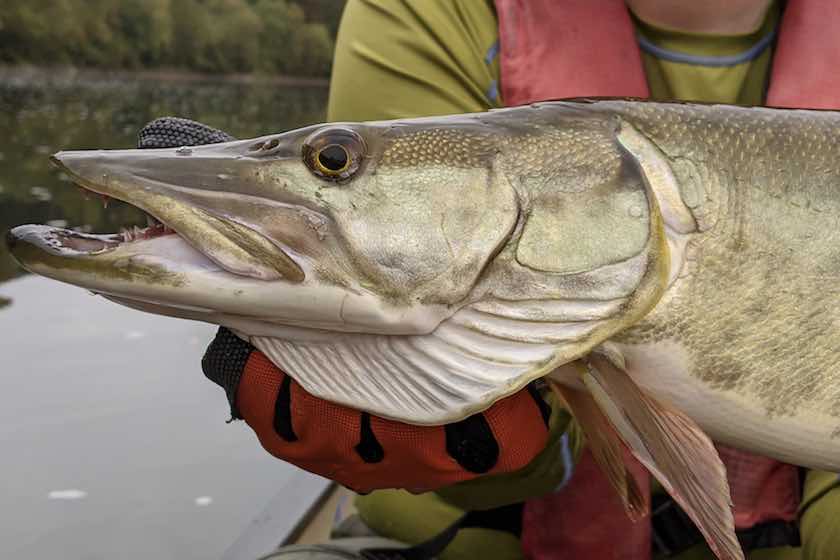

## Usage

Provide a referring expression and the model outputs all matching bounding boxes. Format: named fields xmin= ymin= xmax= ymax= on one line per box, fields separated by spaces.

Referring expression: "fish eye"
xmin=317 ymin=144 xmax=349 ymax=173
xmin=302 ymin=127 xmax=365 ymax=183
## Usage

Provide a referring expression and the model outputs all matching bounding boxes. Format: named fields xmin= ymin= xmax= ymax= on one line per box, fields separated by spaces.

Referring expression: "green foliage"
xmin=0 ymin=0 xmax=344 ymax=76
xmin=252 ymin=0 xmax=335 ymax=77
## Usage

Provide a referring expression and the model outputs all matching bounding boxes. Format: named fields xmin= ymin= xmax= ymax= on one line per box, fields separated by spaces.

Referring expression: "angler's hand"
xmin=137 ymin=117 xmax=552 ymax=493
xmin=202 ymin=328 xmax=553 ymax=493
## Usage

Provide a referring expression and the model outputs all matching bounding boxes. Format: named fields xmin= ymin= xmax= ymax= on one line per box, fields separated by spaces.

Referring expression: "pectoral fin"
xmin=548 ymin=370 xmax=648 ymax=520
xmin=582 ymin=353 xmax=743 ymax=560
xmin=249 ymin=295 xmax=629 ymax=425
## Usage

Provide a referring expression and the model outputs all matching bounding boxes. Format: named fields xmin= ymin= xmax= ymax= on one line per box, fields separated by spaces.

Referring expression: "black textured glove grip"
xmin=137 ymin=117 xmax=244 ymax=417
xmin=201 ymin=328 xmax=254 ymax=419
xmin=138 ymin=116 xmax=236 ymax=149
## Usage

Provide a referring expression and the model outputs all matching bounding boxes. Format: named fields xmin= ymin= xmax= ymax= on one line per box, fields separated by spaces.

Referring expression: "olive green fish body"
xmin=585 ymin=101 xmax=840 ymax=469
xmin=7 ymin=101 xmax=840 ymax=470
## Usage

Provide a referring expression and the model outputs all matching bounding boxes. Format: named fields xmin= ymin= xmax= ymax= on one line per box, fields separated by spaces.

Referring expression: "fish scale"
xmin=602 ymin=101 xmax=840 ymax=439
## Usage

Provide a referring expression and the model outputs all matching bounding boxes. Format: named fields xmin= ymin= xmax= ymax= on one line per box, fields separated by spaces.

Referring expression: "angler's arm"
xmin=799 ymin=470 xmax=840 ymax=560
xmin=327 ymin=0 xmax=501 ymax=122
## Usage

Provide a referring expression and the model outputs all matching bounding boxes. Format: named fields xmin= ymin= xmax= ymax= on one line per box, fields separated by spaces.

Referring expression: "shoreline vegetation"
xmin=0 ymin=64 xmax=330 ymax=87
xmin=0 ymin=0 xmax=344 ymax=79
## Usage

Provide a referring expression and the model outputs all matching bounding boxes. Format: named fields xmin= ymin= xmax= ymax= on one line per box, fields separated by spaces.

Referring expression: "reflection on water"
xmin=0 ymin=69 xmax=328 ymax=283
xmin=0 ymin=70 xmax=331 ymax=560
xmin=0 ymin=276 xmax=329 ymax=560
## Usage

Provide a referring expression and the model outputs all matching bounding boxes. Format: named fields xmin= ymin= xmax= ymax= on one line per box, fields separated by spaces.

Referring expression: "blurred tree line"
xmin=0 ymin=0 xmax=346 ymax=77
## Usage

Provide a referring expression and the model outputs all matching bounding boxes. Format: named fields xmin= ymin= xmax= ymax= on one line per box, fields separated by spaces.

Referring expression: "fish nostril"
xmin=249 ymin=138 xmax=280 ymax=153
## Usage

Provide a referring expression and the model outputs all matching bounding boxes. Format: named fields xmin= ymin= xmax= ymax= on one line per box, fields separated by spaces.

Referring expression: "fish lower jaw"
xmin=7 ymin=225 xmax=451 ymax=336
xmin=6 ymin=224 xmax=223 ymax=292
xmin=7 ymin=224 xmax=208 ymax=266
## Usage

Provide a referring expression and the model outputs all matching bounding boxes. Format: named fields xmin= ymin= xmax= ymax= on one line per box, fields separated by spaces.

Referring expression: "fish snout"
xmin=48 ymin=145 xmax=307 ymax=282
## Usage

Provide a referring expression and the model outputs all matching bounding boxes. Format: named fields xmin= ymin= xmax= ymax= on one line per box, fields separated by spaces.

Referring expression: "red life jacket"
xmin=493 ymin=0 xmax=840 ymax=557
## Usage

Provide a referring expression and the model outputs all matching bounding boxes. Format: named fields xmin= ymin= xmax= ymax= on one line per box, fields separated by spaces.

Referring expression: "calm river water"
xmin=0 ymin=69 xmax=331 ymax=560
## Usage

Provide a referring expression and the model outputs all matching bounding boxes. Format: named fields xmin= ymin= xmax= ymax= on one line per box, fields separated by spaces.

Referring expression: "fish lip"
xmin=46 ymin=150 xmax=305 ymax=282
xmin=8 ymin=225 xmax=124 ymax=259
xmin=5 ymin=223 xmax=202 ymax=298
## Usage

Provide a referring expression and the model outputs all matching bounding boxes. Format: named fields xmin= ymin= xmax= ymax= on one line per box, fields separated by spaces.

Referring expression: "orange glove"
xmin=139 ymin=118 xmax=552 ymax=494
xmin=202 ymin=328 xmax=552 ymax=493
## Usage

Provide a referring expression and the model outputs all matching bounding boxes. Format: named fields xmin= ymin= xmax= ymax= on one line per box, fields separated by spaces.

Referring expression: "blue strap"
xmin=485 ymin=40 xmax=501 ymax=103
xmin=637 ymin=28 xmax=776 ymax=67
xmin=555 ymin=431 xmax=575 ymax=490
xmin=484 ymin=39 xmax=500 ymax=65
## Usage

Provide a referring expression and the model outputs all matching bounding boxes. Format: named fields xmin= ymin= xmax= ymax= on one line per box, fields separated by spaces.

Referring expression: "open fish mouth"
xmin=11 ymin=152 xmax=179 ymax=258
xmin=9 ymin=195 xmax=179 ymax=260
xmin=8 ymin=149 xmax=304 ymax=285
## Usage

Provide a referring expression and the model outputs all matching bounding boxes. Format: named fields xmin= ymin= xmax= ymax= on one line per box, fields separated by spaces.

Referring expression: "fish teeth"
xmin=145 ymin=213 xmax=162 ymax=228
xmin=120 ymin=226 xmax=150 ymax=242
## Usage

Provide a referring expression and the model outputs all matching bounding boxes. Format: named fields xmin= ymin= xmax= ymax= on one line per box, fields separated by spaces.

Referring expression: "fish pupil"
xmin=318 ymin=144 xmax=348 ymax=172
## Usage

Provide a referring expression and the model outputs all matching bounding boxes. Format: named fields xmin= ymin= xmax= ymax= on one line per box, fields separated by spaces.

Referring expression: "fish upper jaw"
xmin=47 ymin=148 xmax=304 ymax=282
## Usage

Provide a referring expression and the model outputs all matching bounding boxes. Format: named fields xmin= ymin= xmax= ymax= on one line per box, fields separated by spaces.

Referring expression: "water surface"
xmin=0 ymin=69 xmax=331 ymax=560
xmin=0 ymin=68 xmax=328 ymax=282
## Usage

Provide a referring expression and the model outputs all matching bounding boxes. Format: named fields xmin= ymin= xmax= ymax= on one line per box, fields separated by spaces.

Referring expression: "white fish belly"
xmin=615 ymin=340 xmax=840 ymax=472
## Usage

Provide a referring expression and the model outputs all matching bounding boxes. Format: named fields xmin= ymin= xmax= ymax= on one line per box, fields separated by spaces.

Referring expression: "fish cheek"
xmin=331 ymin=164 xmax=518 ymax=304
xmin=516 ymin=152 xmax=650 ymax=275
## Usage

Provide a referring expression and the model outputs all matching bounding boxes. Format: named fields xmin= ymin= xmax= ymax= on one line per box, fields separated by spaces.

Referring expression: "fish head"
xmin=7 ymin=103 xmax=681 ymax=425
xmin=6 ymin=117 xmax=519 ymax=337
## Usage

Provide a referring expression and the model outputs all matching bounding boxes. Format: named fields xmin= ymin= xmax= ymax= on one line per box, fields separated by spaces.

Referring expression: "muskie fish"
xmin=7 ymin=100 xmax=840 ymax=559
